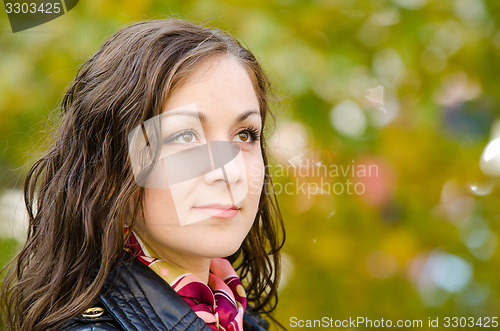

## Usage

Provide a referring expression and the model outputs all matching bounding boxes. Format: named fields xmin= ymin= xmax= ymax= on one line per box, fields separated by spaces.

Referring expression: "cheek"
xmin=143 ymin=187 xmax=180 ymax=225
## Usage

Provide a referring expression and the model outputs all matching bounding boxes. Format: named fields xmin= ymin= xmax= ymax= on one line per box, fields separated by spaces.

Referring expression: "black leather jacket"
xmin=60 ymin=253 xmax=269 ymax=331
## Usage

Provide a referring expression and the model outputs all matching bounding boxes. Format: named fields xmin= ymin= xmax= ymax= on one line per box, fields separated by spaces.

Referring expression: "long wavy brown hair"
xmin=0 ymin=19 xmax=285 ymax=331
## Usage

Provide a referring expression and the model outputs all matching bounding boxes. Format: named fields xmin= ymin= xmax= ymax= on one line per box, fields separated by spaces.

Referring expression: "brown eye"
xmin=238 ymin=132 xmax=250 ymax=142
xmin=181 ymin=133 xmax=194 ymax=142
xmin=169 ymin=131 xmax=198 ymax=144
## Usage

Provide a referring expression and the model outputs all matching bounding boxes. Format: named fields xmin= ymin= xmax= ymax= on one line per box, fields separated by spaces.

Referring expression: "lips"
xmin=193 ymin=203 xmax=240 ymax=218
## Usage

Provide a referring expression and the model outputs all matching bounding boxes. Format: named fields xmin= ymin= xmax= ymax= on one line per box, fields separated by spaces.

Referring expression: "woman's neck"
xmin=132 ymin=228 xmax=211 ymax=284
xmin=157 ymin=250 xmax=211 ymax=284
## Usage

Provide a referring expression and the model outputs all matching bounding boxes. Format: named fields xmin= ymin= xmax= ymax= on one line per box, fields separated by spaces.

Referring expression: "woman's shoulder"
xmin=60 ymin=253 xmax=269 ymax=331
xmin=62 ymin=305 xmax=270 ymax=331
xmin=60 ymin=253 xmax=209 ymax=330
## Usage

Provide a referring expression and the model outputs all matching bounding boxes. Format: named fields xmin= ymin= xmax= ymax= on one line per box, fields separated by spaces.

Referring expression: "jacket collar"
xmin=99 ymin=252 xmax=211 ymax=331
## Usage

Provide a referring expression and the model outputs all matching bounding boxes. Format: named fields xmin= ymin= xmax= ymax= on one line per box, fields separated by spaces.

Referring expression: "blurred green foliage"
xmin=1 ymin=0 xmax=500 ymax=329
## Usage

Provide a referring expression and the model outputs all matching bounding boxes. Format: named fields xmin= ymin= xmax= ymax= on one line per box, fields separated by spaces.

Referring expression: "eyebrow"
xmin=164 ymin=109 xmax=261 ymax=124
xmin=236 ymin=110 xmax=260 ymax=123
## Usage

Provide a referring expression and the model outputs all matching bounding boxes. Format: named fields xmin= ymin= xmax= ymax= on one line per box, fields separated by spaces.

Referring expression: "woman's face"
xmin=134 ymin=54 xmax=265 ymax=260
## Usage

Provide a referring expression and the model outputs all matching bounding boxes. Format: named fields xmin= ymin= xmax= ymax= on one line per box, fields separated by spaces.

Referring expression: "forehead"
xmin=163 ymin=55 xmax=260 ymax=115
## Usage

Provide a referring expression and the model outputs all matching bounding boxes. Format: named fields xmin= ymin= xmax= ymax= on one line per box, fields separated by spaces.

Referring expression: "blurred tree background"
xmin=1 ymin=0 xmax=500 ymax=329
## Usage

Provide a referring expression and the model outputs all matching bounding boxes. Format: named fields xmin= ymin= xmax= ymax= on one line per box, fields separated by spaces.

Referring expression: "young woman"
xmin=0 ymin=19 xmax=285 ymax=330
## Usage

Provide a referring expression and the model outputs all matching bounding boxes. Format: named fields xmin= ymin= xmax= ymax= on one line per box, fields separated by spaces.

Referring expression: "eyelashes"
xmin=163 ymin=127 xmax=262 ymax=145
xmin=242 ymin=126 xmax=261 ymax=142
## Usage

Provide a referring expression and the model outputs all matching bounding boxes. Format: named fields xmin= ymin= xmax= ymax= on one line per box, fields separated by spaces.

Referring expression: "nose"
xmin=203 ymin=141 xmax=244 ymax=185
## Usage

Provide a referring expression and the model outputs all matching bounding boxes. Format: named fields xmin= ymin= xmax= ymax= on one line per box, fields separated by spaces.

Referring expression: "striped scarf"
xmin=124 ymin=229 xmax=247 ymax=331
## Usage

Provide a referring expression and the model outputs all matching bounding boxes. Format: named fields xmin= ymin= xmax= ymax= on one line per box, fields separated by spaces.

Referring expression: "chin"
xmin=200 ymin=239 xmax=245 ymax=259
